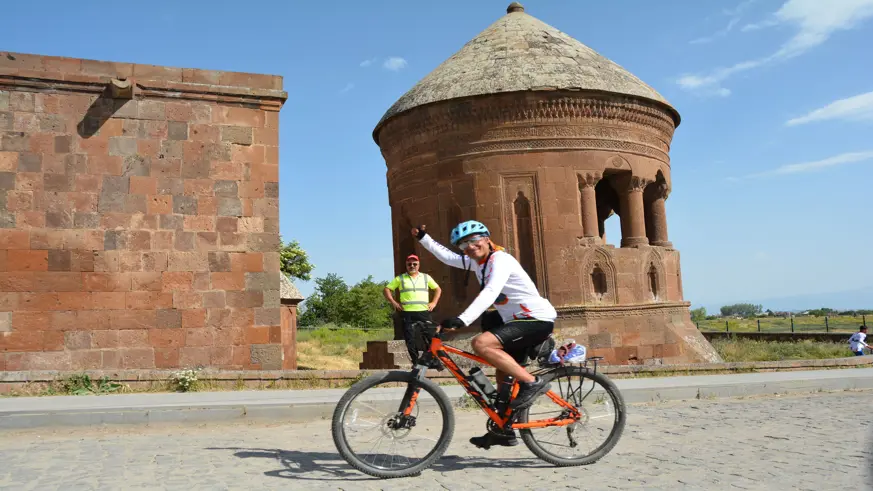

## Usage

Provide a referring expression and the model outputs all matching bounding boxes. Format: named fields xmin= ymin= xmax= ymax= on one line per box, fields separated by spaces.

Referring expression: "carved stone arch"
xmin=657 ymin=163 xmax=672 ymax=189
xmin=642 ymin=249 xmax=667 ymax=302
xmin=499 ymin=173 xmax=548 ymax=296
xmin=581 ymin=247 xmax=618 ymax=305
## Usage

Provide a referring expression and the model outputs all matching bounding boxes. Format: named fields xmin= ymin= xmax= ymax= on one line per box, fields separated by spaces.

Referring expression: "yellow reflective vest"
xmin=387 ymin=273 xmax=438 ymax=312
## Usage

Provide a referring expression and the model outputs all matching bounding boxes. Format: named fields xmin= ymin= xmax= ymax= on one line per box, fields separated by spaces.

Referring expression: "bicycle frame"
xmin=400 ymin=333 xmax=581 ymax=431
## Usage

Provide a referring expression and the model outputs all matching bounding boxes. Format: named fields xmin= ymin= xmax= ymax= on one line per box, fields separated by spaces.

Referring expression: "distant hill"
xmin=696 ymin=285 xmax=873 ymax=314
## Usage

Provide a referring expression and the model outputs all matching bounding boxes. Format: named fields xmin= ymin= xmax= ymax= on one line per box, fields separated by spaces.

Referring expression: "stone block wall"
xmin=0 ymin=52 xmax=289 ymax=371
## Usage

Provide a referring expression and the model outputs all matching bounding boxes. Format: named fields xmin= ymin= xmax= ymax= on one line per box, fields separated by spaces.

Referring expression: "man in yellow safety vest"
xmin=383 ymin=254 xmax=442 ymax=366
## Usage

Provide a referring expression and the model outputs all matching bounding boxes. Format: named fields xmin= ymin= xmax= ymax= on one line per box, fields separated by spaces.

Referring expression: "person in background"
xmin=849 ymin=325 xmax=869 ymax=356
xmin=384 ymin=254 xmax=442 ymax=366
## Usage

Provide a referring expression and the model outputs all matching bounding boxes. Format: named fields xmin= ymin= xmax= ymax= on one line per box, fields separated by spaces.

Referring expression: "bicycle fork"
xmin=394 ymin=366 xmax=428 ymax=427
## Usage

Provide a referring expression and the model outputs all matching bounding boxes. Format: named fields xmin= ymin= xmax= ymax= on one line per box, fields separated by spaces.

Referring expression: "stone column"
xmin=649 ymin=183 xmax=672 ymax=248
xmin=578 ymin=172 xmax=601 ymax=238
xmin=613 ymin=175 xmax=650 ymax=248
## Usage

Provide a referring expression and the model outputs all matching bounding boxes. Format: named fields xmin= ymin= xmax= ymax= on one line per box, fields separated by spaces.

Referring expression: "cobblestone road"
xmin=1 ymin=391 xmax=872 ymax=490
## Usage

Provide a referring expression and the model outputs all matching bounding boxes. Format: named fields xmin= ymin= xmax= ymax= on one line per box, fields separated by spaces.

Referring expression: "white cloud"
xmin=339 ymin=83 xmax=354 ymax=95
xmin=742 ymin=19 xmax=780 ymax=31
xmin=678 ymin=0 xmax=873 ymax=96
xmin=690 ymin=0 xmax=757 ymax=44
xmin=786 ymin=90 xmax=873 ymax=126
xmin=745 ymin=151 xmax=873 ymax=178
xmin=691 ymin=18 xmax=742 ymax=44
xmin=359 ymin=58 xmax=377 ymax=68
xmin=383 ymin=57 xmax=408 ymax=71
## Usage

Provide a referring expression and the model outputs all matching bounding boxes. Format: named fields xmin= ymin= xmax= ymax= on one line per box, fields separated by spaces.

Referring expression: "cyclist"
xmin=411 ymin=220 xmax=557 ymax=449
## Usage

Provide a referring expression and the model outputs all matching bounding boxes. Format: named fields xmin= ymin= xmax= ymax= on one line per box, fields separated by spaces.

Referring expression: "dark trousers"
xmin=401 ymin=310 xmax=433 ymax=364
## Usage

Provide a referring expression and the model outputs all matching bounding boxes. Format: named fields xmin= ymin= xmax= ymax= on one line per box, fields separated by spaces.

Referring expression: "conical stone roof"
xmin=376 ymin=3 xmax=677 ymax=136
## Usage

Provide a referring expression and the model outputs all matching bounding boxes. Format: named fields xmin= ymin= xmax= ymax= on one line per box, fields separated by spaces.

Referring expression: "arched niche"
xmin=581 ymin=247 xmax=617 ymax=305
xmin=641 ymin=249 xmax=667 ymax=302
xmin=513 ymin=191 xmax=538 ymax=286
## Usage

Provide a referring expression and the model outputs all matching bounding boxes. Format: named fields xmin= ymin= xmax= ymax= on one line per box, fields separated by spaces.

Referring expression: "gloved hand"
xmin=440 ymin=317 xmax=465 ymax=331
xmin=411 ymin=225 xmax=427 ymax=240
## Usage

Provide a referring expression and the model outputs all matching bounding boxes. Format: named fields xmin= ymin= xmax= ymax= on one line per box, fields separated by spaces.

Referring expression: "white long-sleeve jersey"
xmin=419 ymin=234 xmax=557 ymax=327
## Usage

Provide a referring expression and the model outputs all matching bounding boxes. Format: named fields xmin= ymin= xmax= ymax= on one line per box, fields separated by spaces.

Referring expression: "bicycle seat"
xmin=522 ymin=335 xmax=556 ymax=367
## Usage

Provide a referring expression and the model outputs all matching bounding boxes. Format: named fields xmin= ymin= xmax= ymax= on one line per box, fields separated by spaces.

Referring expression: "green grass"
xmin=696 ymin=315 xmax=867 ymax=333
xmin=296 ymin=324 xmax=394 ymax=370
xmin=711 ymin=337 xmax=852 ymax=362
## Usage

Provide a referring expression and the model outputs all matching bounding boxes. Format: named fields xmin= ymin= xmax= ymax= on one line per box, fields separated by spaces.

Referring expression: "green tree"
xmin=299 ymin=273 xmax=348 ymax=326
xmin=279 ymin=237 xmax=314 ymax=282
xmin=339 ymin=275 xmax=393 ymax=329
xmin=298 ymin=274 xmax=394 ymax=329
xmin=690 ymin=307 xmax=707 ymax=322
xmin=807 ymin=307 xmax=836 ymax=317
xmin=719 ymin=303 xmax=763 ymax=318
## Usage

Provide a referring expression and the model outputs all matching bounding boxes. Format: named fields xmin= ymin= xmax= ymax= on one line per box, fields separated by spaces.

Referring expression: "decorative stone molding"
xmin=621 ymin=175 xmax=653 ymax=193
xmin=377 ymin=94 xmax=676 ymax=143
xmin=556 ymin=301 xmax=692 ymax=319
xmin=0 ymin=54 xmax=287 ymax=111
xmin=377 ymin=94 xmax=676 ymax=165
xmin=606 ymin=154 xmax=632 ymax=170
xmin=577 ymin=171 xmax=602 ymax=188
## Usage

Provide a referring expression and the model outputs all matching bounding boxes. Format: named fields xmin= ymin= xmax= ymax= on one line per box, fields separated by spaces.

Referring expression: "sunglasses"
xmin=457 ymin=235 xmax=487 ymax=250
xmin=406 ymin=262 xmax=419 ymax=266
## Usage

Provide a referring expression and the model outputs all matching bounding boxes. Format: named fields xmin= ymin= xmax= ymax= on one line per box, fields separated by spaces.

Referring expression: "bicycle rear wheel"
xmin=516 ymin=366 xmax=626 ymax=466
xmin=331 ymin=371 xmax=455 ymax=478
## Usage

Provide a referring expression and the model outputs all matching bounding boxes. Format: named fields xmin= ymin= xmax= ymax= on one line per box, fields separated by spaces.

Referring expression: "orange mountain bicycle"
xmin=331 ymin=321 xmax=627 ymax=478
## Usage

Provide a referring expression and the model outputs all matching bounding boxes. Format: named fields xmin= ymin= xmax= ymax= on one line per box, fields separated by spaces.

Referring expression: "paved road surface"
xmin=1 ymin=391 xmax=872 ymax=490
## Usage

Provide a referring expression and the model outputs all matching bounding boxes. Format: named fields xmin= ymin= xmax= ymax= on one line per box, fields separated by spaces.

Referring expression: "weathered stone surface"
xmin=250 ymin=343 xmax=282 ymax=369
xmin=167 ymin=121 xmax=188 ymax=140
xmin=0 ymin=52 xmax=286 ymax=371
xmin=122 ymin=155 xmax=150 ymax=177
xmin=172 ymin=196 xmax=197 ymax=215
xmin=216 ymin=198 xmax=242 ymax=217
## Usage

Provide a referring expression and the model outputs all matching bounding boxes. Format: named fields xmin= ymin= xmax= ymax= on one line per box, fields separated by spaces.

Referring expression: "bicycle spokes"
xmin=341 ymin=381 xmax=445 ymax=471
xmin=521 ymin=371 xmax=618 ymax=459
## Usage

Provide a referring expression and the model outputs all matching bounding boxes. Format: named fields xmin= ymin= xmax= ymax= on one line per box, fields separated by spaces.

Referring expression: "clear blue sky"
xmin=4 ymin=0 xmax=872 ymax=312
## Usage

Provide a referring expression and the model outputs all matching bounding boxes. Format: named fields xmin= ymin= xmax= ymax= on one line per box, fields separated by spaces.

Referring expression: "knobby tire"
xmin=331 ymin=371 xmax=455 ymax=479
xmin=517 ymin=366 xmax=626 ymax=466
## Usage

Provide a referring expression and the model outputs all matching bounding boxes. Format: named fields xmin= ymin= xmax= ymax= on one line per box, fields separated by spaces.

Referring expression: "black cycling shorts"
xmin=480 ymin=310 xmax=554 ymax=364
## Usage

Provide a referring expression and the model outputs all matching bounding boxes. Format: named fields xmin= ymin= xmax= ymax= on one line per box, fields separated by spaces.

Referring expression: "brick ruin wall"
xmin=0 ymin=52 xmax=290 ymax=371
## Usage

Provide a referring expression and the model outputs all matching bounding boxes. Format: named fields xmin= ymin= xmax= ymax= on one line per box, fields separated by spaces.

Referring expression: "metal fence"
xmin=297 ymin=324 xmax=391 ymax=331
xmin=696 ymin=315 xmax=868 ymax=333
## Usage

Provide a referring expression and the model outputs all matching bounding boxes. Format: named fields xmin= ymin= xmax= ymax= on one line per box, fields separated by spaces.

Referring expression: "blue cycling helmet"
xmin=450 ymin=220 xmax=490 ymax=246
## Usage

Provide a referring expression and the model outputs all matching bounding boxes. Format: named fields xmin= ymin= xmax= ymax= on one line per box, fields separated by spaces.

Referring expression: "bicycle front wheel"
xmin=516 ymin=366 xmax=626 ymax=466
xmin=331 ymin=371 xmax=455 ymax=479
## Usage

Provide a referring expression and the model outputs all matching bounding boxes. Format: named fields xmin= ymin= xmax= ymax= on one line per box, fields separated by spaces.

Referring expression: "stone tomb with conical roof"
xmin=360 ymin=3 xmax=720 ymax=369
